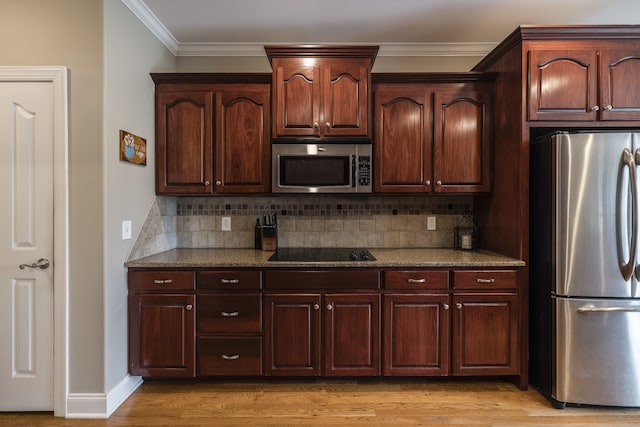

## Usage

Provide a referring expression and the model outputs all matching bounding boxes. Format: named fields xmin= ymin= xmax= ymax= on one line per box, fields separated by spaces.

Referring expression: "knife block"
xmin=260 ymin=225 xmax=277 ymax=251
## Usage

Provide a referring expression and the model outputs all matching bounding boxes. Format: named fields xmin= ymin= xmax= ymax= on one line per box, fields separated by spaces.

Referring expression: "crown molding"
xmin=176 ymin=42 xmax=497 ymax=57
xmin=122 ymin=0 xmax=497 ymax=58
xmin=121 ymin=0 xmax=178 ymax=55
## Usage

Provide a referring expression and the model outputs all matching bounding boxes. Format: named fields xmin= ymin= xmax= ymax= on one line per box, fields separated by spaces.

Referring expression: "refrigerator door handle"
xmin=577 ymin=304 xmax=640 ymax=313
xmin=635 ymin=148 xmax=640 ymax=280
xmin=618 ymin=148 xmax=637 ymax=281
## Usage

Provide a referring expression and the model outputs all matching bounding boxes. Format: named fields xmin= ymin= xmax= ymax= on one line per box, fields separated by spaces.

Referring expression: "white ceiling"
xmin=123 ymin=0 xmax=640 ymax=57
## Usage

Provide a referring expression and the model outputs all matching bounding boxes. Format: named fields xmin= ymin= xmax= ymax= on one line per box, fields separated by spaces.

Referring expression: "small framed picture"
xmin=119 ymin=130 xmax=147 ymax=166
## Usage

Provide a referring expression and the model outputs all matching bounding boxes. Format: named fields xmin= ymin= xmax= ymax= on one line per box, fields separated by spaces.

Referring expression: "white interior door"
xmin=0 ymin=80 xmax=55 ymax=411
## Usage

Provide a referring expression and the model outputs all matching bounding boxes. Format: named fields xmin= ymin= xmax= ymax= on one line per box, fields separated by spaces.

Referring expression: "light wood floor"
xmin=2 ymin=379 xmax=640 ymax=426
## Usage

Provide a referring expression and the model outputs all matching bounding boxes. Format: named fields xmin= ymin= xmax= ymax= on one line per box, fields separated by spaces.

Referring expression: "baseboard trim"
xmin=66 ymin=375 xmax=143 ymax=419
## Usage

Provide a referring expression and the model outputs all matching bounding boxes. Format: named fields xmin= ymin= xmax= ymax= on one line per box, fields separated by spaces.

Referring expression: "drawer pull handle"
xmin=220 ymin=279 xmax=240 ymax=284
xmin=153 ymin=279 xmax=173 ymax=284
xmin=476 ymin=278 xmax=495 ymax=284
xmin=407 ymin=278 xmax=426 ymax=284
xmin=221 ymin=311 xmax=239 ymax=317
xmin=221 ymin=354 xmax=240 ymax=360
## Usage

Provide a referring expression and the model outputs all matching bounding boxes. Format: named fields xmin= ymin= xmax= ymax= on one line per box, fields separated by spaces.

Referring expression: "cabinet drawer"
xmin=384 ymin=271 xmax=449 ymax=290
xmin=453 ymin=270 xmax=517 ymax=290
xmin=198 ymin=270 xmax=262 ymax=290
xmin=128 ymin=270 xmax=195 ymax=290
xmin=198 ymin=337 xmax=263 ymax=376
xmin=198 ymin=294 xmax=262 ymax=333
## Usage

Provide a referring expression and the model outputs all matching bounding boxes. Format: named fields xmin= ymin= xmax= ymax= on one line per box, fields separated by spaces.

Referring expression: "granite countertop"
xmin=125 ymin=248 xmax=525 ymax=269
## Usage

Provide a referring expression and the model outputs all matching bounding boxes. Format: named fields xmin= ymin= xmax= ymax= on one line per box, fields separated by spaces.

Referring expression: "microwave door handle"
xmin=351 ymin=155 xmax=356 ymax=187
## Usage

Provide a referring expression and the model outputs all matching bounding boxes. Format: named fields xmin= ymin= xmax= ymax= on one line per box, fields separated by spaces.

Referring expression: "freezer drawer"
xmin=555 ymin=297 xmax=640 ymax=407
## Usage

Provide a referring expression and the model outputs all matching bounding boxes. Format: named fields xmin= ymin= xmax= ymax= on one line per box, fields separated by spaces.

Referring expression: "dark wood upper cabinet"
xmin=433 ymin=87 xmax=492 ymax=193
xmin=156 ymin=90 xmax=214 ymax=195
xmin=214 ymin=85 xmax=271 ymax=193
xmin=374 ymin=84 xmax=432 ymax=192
xmin=266 ymin=46 xmax=378 ymax=138
xmin=528 ymin=41 xmax=640 ymax=121
xmin=152 ymin=74 xmax=271 ymax=196
xmin=374 ymin=79 xmax=492 ymax=193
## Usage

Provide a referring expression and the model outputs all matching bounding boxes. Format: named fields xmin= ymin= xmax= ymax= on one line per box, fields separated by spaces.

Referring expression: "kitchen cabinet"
xmin=152 ymin=74 xmax=271 ymax=195
xmin=265 ymin=46 xmax=378 ymax=138
xmin=528 ymin=42 xmax=640 ymax=121
xmin=383 ymin=270 xmax=450 ymax=376
xmin=263 ymin=270 xmax=381 ymax=376
xmin=197 ymin=270 xmax=263 ymax=376
xmin=373 ymin=79 xmax=492 ymax=193
xmin=451 ymin=270 xmax=519 ymax=376
xmin=128 ymin=270 xmax=196 ymax=377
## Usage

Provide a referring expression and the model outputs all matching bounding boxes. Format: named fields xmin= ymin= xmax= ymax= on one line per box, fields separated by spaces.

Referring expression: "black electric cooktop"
xmin=268 ymin=247 xmax=376 ymax=262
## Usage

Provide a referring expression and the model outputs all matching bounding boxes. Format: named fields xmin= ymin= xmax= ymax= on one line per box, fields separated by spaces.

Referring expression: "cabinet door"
xmin=527 ymin=49 xmax=598 ymax=121
xmin=374 ymin=84 xmax=432 ymax=192
xmin=272 ymin=59 xmax=320 ymax=137
xmin=433 ymin=87 xmax=491 ymax=193
xmin=264 ymin=294 xmax=322 ymax=376
xmin=452 ymin=293 xmax=519 ymax=376
xmin=321 ymin=58 xmax=371 ymax=137
xmin=129 ymin=293 xmax=195 ymax=377
xmin=156 ymin=90 xmax=213 ymax=195
xmin=324 ymin=293 xmax=380 ymax=376
xmin=599 ymin=46 xmax=640 ymax=121
xmin=383 ymin=293 xmax=450 ymax=376
xmin=215 ymin=85 xmax=271 ymax=193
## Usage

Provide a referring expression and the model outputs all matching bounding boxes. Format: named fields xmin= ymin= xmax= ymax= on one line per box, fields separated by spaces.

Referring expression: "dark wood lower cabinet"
xmin=383 ymin=293 xmax=450 ymax=376
xmin=129 ymin=293 xmax=196 ymax=377
xmin=264 ymin=293 xmax=380 ymax=376
xmin=128 ymin=267 xmax=521 ymax=383
xmin=451 ymin=293 xmax=519 ymax=375
xmin=264 ymin=294 xmax=322 ymax=376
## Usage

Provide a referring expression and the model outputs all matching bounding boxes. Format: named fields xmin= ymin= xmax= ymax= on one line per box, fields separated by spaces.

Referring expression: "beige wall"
xmin=0 ymin=0 xmax=105 ymax=393
xmin=103 ymin=0 xmax=175 ymax=392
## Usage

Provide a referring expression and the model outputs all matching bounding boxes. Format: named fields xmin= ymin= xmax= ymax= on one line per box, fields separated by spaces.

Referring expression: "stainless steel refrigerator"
xmin=530 ymin=131 xmax=640 ymax=408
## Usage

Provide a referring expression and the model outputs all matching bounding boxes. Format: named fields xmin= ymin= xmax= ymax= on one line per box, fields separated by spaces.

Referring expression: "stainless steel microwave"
xmin=271 ymin=140 xmax=372 ymax=193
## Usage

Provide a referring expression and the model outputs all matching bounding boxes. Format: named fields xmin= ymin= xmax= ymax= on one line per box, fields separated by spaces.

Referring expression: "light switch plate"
xmin=427 ymin=216 xmax=437 ymax=230
xmin=221 ymin=216 xmax=231 ymax=231
xmin=122 ymin=220 xmax=132 ymax=240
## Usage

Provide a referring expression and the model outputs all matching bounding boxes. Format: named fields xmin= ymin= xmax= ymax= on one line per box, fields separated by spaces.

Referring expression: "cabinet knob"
xmin=326 ymin=304 xmax=333 ymax=311
xmin=443 ymin=303 xmax=450 ymax=310
xmin=436 ymin=180 xmax=442 ymax=186
xmin=204 ymin=181 xmax=210 ymax=186
xmin=456 ymin=303 xmax=463 ymax=309
xmin=591 ymin=105 xmax=600 ymax=112
xmin=425 ymin=180 xmax=431 ymax=186
xmin=605 ymin=105 xmax=613 ymax=111
xmin=313 ymin=303 xmax=320 ymax=310
xmin=186 ymin=304 xmax=193 ymax=311
xmin=325 ymin=122 xmax=331 ymax=129
xmin=216 ymin=180 xmax=222 ymax=186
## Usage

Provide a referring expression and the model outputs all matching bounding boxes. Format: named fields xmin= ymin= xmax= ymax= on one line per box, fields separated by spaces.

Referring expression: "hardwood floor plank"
xmin=3 ymin=379 xmax=640 ymax=426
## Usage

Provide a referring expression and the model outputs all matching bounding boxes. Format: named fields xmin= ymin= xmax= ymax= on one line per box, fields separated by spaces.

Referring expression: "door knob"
xmin=19 ymin=258 xmax=50 ymax=270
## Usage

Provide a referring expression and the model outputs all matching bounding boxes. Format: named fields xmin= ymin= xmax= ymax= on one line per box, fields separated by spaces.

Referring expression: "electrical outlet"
xmin=221 ymin=216 xmax=231 ymax=231
xmin=122 ymin=220 xmax=132 ymax=240
xmin=427 ymin=216 xmax=437 ymax=230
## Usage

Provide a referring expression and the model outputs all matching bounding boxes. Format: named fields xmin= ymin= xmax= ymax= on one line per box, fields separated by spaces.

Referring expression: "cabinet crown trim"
xmin=265 ymin=45 xmax=379 ymax=65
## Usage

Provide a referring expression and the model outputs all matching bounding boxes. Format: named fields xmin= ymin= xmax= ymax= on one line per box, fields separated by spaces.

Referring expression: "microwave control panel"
xmin=358 ymin=156 xmax=371 ymax=186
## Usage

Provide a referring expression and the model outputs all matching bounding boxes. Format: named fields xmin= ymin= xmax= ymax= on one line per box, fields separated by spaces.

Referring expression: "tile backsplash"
xmin=128 ymin=195 xmax=474 ymax=260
